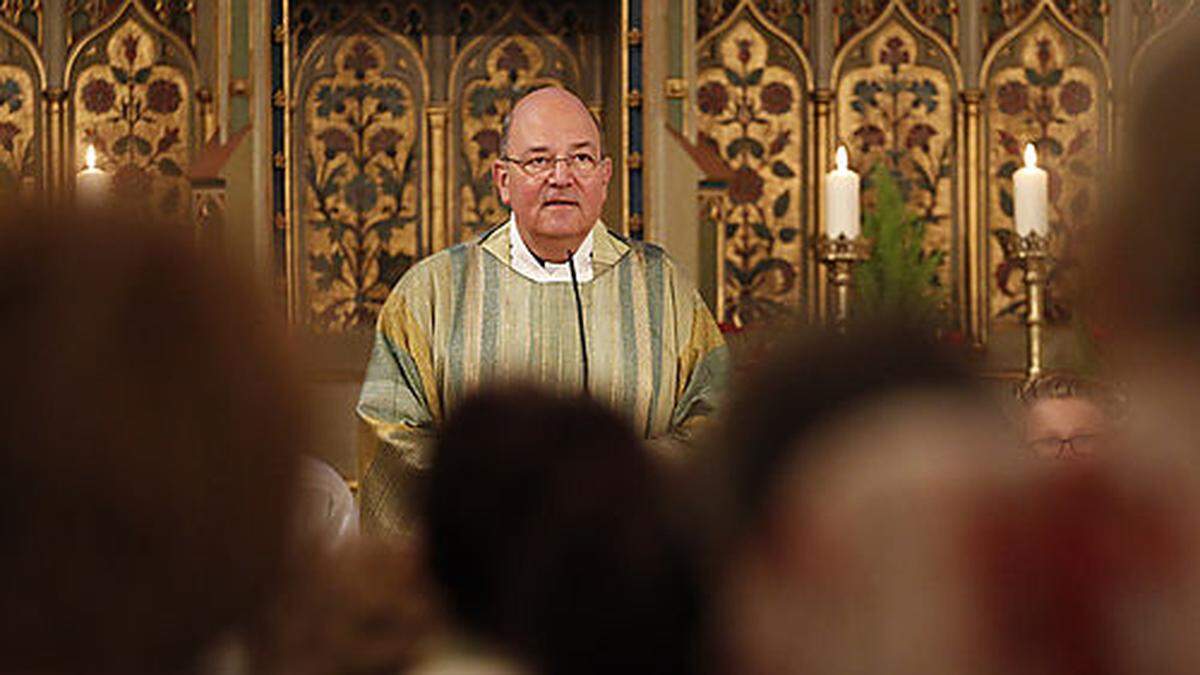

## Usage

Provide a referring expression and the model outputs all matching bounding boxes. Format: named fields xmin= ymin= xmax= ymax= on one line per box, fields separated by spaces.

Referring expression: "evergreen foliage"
xmin=854 ymin=163 xmax=946 ymax=323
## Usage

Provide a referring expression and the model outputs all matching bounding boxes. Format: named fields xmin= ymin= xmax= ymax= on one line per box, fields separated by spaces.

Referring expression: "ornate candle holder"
xmin=816 ymin=234 xmax=872 ymax=332
xmin=1008 ymin=231 xmax=1051 ymax=380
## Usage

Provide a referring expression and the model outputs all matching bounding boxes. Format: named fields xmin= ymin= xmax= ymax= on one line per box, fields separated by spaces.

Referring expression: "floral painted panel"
xmin=73 ymin=18 xmax=192 ymax=217
xmin=0 ymin=0 xmax=40 ymax=45
xmin=836 ymin=20 xmax=957 ymax=303
xmin=834 ymin=0 xmax=887 ymax=46
xmin=0 ymin=23 xmax=41 ymax=194
xmin=836 ymin=1 xmax=956 ymax=48
xmin=699 ymin=1 xmax=812 ymax=61
xmin=1134 ymin=0 xmax=1195 ymax=46
xmin=454 ymin=2 xmax=591 ymax=58
xmin=452 ymin=33 xmax=578 ymax=240
xmin=291 ymin=1 xmax=425 ymax=62
xmin=984 ymin=0 xmax=1108 ymax=48
xmin=697 ymin=7 xmax=807 ymax=325
xmin=753 ymin=0 xmax=811 ymax=50
xmin=0 ymin=65 xmax=36 ymax=192
xmin=300 ymin=35 xmax=423 ymax=332
xmin=986 ymin=18 xmax=1105 ymax=325
xmin=67 ymin=0 xmax=194 ymax=49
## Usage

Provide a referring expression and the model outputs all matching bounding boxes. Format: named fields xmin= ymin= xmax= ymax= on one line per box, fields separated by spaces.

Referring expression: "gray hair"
xmin=498 ymin=85 xmax=604 ymax=158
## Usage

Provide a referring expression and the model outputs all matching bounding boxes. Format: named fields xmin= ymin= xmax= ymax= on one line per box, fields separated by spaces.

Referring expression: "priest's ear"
xmin=493 ymin=156 xmax=513 ymax=206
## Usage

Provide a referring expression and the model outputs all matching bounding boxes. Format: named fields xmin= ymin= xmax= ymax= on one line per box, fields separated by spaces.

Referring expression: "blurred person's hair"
xmin=424 ymin=386 xmax=699 ymax=675
xmin=0 ymin=206 xmax=305 ymax=673
xmin=713 ymin=321 xmax=980 ymax=533
xmin=1016 ymin=373 xmax=1124 ymax=419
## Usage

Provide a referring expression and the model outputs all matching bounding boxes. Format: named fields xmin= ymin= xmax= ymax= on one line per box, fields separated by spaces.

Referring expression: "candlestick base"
xmin=816 ymin=234 xmax=872 ymax=332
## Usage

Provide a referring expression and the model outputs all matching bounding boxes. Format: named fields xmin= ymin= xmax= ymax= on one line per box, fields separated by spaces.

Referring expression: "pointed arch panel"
xmin=291 ymin=18 xmax=429 ymax=332
xmin=696 ymin=1 xmax=812 ymax=325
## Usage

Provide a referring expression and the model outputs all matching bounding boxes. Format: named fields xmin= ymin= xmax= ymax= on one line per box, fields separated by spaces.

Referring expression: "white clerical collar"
xmin=507 ymin=215 xmax=594 ymax=284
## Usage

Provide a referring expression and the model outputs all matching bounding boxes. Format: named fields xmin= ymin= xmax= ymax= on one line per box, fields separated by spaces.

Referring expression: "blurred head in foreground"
xmin=710 ymin=323 xmax=1012 ymax=675
xmin=1083 ymin=18 xmax=1200 ymax=460
xmin=0 ymin=206 xmax=304 ymax=673
xmin=1089 ymin=17 xmax=1200 ymax=354
xmin=1017 ymin=373 xmax=1121 ymax=459
xmin=424 ymin=386 xmax=698 ymax=675
xmin=713 ymin=323 xmax=1200 ymax=675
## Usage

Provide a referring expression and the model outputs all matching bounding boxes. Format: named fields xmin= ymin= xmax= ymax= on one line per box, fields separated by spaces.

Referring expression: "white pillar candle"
xmin=824 ymin=146 xmax=860 ymax=239
xmin=1014 ymin=143 xmax=1048 ymax=238
xmin=76 ymin=145 xmax=111 ymax=209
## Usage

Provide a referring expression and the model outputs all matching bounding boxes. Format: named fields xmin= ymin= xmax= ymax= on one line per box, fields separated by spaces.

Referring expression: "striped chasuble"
xmin=356 ymin=220 xmax=729 ymax=535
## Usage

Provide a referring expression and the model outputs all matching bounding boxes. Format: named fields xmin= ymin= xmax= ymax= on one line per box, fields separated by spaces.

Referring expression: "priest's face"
xmin=493 ymin=88 xmax=612 ymax=260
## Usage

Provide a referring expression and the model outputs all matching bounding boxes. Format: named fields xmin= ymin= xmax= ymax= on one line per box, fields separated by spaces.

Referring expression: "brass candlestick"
xmin=1011 ymin=231 xmax=1051 ymax=380
xmin=817 ymin=234 xmax=872 ymax=332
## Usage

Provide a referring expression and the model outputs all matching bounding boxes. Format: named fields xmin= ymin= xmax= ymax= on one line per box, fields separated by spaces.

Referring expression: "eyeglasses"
xmin=1027 ymin=432 xmax=1107 ymax=459
xmin=501 ymin=152 xmax=602 ymax=178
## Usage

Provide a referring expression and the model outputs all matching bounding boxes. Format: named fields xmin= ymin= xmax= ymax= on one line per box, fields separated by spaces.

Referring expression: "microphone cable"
xmin=566 ymin=249 xmax=589 ymax=395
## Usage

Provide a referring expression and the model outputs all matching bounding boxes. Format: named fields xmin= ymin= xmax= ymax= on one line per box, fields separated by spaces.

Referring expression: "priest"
xmin=356 ymin=86 xmax=728 ymax=535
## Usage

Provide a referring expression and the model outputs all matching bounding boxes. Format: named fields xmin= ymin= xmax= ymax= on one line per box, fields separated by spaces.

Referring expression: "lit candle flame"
xmin=1023 ymin=143 xmax=1037 ymax=168
xmin=85 ymin=144 xmax=97 ymax=171
xmin=836 ymin=145 xmax=848 ymax=172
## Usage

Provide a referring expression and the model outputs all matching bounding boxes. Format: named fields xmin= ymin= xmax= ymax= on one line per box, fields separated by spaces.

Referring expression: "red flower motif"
xmin=697 ymin=82 xmax=729 ymax=115
xmin=1059 ymin=80 xmax=1093 ymax=115
xmin=471 ymin=129 xmax=500 ymax=159
xmin=998 ymin=129 xmax=1022 ymax=156
xmin=122 ymin=35 xmax=139 ymax=65
xmin=343 ymin=41 xmax=379 ymax=78
xmin=997 ymin=81 xmax=1029 ymax=115
xmin=366 ymin=128 xmax=401 ymax=157
xmin=880 ymin=36 xmax=910 ymax=68
xmin=736 ymin=39 xmax=752 ymax=64
xmin=318 ymin=128 xmax=354 ymax=156
xmin=156 ymin=126 xmax=179 ymax=155
xmin=728 ymin=166 xmax=764 ymax=204
xmin=905 ymin=123 xmax=938 ymax=153
xmin=0 ymin=121 xmax=18 ymax=152
xmin=82 ymin=79 xmax=116 ymax=113
xmin=496 ymin=43 xmax=530 ymax=74
xmin=759 ymin=82 xmax=793 ymax=115
xmin=852 ymin=124 xmax=886 ymax=153
xmin=145 ymin=79 xmax=181 ymax=114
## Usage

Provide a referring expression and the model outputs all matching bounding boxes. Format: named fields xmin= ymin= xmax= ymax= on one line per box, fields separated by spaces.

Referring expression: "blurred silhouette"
xmin=706 ymin=322 xmax=1200 ymax=675
xmin=706 ymin=322 xmax=1014 ymax=675
xmin=419 ymin=386 xmax=700 ymax=675
xmin=0 ymin=206 xmax=303 ymax=673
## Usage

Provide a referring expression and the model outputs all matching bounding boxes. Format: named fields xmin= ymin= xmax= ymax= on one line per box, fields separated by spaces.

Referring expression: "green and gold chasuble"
xmin=356 ymin=220 xmax=729 ymax=535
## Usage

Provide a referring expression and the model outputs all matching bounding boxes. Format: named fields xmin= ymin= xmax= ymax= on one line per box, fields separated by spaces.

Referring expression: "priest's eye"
xmin=570 ymin=152 xmax=598 ymax=172
xmin=523 ymin=156 xmax=553 ymax=172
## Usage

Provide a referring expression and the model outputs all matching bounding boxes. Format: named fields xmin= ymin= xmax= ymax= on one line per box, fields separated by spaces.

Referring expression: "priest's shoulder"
xmin=605 ymin=227 xmax=679 ymax=272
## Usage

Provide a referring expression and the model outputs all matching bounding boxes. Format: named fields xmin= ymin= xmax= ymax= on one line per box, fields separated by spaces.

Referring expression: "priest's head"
xmin=492 ymin=86 xmax=612 ymax=263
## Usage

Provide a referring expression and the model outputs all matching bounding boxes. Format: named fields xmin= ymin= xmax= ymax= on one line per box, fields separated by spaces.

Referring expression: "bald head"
xmin=500 ymin=87 xmax=603 ymax=158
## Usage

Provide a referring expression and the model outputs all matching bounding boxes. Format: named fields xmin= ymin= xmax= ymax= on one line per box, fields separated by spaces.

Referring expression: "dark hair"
xmin=425 ymin=386 xmax=698 ymax=675
xmin=715 ymin=321 xmax=977 ymax=532
xmin=0 ymin=206 xmax=304 ymax=672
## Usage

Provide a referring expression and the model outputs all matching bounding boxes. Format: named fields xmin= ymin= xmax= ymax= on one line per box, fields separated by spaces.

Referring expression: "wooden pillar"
xmin=43 ymin=87 xmax=67 ymax=203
